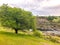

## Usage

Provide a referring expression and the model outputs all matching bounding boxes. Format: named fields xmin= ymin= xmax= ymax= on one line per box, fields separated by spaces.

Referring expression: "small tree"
xmin=47 ymin=16 xmax=56 ymax=22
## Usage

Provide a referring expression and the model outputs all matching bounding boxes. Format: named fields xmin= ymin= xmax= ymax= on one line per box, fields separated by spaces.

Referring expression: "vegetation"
xmin=37 ymin=16 xmax=60 ymax=31
xmin=47 ymin=16 xmax=56 ymax=22
xmin=0 ymin=4 xmax=36 ymax=34
xmin=0 ymin=31 xmax=60 ymax=45
xmin=33 ymin=30 xmax=43 ymax=38
xmin=0 ymin=4 xmax=60 ymax=45
xmin=52 ymin=17 xmax=60 ymax=23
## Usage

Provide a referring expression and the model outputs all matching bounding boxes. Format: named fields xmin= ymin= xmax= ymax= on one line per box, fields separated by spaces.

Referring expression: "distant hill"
xmin=36 ymin=16 xmax=60 ymax=31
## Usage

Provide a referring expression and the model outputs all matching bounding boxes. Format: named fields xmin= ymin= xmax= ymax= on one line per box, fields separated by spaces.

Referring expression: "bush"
xmin=33 ymin=30 xmax=43 ymax=38
xmin=46 ymin=36 xmax=60 ymax=43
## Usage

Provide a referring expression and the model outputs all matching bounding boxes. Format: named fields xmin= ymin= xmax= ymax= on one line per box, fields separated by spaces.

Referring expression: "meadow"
xmin=0 ymin=29 xmax=60 ymax=45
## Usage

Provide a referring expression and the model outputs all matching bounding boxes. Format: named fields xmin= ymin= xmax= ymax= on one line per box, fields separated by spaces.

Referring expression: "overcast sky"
xmin=0 ymin=0 xmax=60 ymax=16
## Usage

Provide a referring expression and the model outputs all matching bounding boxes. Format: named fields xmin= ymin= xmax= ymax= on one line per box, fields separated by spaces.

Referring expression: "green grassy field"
xmin=0 ymin=31 xmax=60 ymax=45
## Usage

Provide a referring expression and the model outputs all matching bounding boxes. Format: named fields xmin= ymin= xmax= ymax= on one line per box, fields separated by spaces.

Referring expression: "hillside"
xmin=36 ymin=17 xmax=60 ymax=31
xmin=0 ymin=31 xmax=60 ymax=45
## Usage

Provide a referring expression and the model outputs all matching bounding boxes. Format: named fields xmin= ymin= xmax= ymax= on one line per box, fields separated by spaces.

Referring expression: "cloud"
xmin=40 ymin=0 xmax=60 ymax=7
xmin=0 ymin=0 xmax=60 ymax=16
xmin=43 ymin=5 xmax=60 ymax=15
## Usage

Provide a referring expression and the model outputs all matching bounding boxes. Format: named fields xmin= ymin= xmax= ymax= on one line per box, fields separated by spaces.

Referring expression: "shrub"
xmin=33 ymin=30 xmax=43 ymax=38
xmin=46 ymin=36 xmax=60 ymax=43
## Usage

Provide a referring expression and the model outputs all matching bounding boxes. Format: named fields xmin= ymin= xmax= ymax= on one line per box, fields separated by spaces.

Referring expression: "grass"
xmin=0 ymin=31 xmax=60 ymax=45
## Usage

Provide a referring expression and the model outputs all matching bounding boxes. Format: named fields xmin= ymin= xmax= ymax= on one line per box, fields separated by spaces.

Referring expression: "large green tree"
xmin=0 ymin=4 xmax=36 ymax=34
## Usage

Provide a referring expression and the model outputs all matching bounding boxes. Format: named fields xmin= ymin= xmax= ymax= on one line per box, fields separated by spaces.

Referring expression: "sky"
xmin=0 ymin=0 xmax=60 ymax=16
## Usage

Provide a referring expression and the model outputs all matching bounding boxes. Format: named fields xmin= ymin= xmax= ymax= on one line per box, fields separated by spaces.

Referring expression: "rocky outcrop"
xmin=36 ymin=17 xmax=60 ymax=31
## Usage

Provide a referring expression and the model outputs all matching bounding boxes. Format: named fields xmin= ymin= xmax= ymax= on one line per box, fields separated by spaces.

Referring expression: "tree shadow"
xmin=0 ymin=31 xmax=32 ymax=38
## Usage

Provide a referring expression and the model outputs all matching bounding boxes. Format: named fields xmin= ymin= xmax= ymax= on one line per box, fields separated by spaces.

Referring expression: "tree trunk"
xmin=15 ymin=29 xmax=18 ymax=34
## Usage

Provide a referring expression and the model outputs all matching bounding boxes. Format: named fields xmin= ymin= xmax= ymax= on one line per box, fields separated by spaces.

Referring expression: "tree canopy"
xmin=0 ymin=4 xmax=36 ymax=34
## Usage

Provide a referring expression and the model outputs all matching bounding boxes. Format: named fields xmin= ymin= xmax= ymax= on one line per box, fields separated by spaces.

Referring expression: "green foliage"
xmin=33 ymin=31 xmax=43 ymax=38
xmin=31 ymin=16 xmax=36 ymax=31
xmin=0 ymin=4 xmax=36 ymax=33
xmin=45 ymin=36 xmax=60 ymax=43
xmin=53 ymin=17 xmax=60 ymax=23
xmin=47 ymin=16 xmax=56 ymax=21
xmin=0 ymin=31 xmax=60 ymax=45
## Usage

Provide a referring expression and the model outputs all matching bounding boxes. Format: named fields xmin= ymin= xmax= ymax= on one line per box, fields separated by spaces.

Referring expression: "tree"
xmin=53 ymin=17 xmax=60 ymax=23
xmin=0 ymin=4 xmax=36 ymax=34
xmin=47 ymin=16 xmax=56 ymax=22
